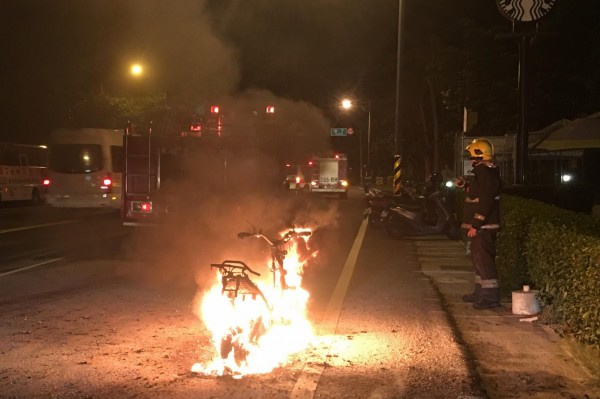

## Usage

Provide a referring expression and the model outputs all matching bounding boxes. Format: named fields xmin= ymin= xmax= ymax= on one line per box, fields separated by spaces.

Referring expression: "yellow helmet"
xmin=465 ymin=139 xmax=494 ymax=161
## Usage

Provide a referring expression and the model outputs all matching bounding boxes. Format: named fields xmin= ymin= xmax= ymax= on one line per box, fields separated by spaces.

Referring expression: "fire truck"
xmin=121 ymin=126 xmax=277 ymax=226
xmin=307 ymin=152 xmax=349 ymax=198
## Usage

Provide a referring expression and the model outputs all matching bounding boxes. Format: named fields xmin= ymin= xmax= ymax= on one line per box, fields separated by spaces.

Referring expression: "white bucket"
xmin=511 ymin=285 xmax=541 ymax=315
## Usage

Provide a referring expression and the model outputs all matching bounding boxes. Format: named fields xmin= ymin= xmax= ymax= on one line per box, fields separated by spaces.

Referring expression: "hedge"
xmin=496 ymin=195 xmax=600 ymax=348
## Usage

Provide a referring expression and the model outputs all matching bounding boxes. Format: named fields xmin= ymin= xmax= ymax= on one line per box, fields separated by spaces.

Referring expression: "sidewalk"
xmin=411 ymin=235 xmax=600 ymax=398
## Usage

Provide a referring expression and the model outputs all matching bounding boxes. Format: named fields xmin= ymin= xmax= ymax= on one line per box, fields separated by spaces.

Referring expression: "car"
xmin=282 ymin=164 xmax=311 ymax=193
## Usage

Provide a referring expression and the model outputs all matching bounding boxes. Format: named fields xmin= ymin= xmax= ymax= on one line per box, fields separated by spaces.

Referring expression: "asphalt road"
xmin=0 ymin=203 xmax=124 ymax=274
xmin=0 ymin=189 xmax=479 ymax=398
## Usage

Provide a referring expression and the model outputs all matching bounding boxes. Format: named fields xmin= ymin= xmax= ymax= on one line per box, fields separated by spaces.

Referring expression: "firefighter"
xmin=454 ymin=139 xmax=502 ymax=310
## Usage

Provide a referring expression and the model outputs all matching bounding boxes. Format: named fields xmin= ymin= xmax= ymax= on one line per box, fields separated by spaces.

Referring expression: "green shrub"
xmin=497 ymin=195 xmax=600 ymax=348
xmin=526 ymin=221 xmax=600 ymax=347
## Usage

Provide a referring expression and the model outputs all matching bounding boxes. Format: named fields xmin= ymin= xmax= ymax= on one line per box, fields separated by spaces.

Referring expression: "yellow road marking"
xmin=290 ymin=216 xmax=369 ymax=399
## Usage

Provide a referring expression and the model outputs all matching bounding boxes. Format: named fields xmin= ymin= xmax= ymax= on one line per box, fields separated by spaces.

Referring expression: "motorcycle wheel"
xmin=233 ymin=337 xmax=249 ymax=366
xmin=385 ymin=215 xmax=408 ymax=240
xmin=368 ymin=211 xmax=385 ymax=227
xmin=220 ymin=333 xmax=233 ymax=359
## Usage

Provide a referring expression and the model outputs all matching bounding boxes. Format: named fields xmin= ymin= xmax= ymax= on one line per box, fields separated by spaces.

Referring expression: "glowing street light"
xmin=130 ymin=63 xmax=144 ymax=77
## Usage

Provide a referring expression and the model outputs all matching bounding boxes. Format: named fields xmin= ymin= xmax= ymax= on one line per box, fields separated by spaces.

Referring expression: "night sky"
xmin=0 ymin=0 xmax=400 ymax=144
xmin=1 ymin=0 xmax=599 ymax=163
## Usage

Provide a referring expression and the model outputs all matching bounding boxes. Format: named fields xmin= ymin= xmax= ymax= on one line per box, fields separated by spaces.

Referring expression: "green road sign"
xmin=331 ymin=128 xmax=347 ymax=137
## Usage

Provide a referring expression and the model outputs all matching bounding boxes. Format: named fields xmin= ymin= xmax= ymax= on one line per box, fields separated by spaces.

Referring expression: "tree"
xmin=64 ymin=91 xmax=171 ymax=131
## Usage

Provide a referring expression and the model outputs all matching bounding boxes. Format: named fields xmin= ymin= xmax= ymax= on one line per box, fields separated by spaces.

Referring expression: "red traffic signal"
xmin=266 ymin=105 xmax=275 ymax=114
xmin=210 ymin=105 xmax=220 ymax=114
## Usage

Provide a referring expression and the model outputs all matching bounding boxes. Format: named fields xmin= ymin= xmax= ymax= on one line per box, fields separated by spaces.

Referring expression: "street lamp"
xmin=130 ymin=63 xmax=144 ymax=77
xmin=341 ymin=98 xmax=372 ymax=183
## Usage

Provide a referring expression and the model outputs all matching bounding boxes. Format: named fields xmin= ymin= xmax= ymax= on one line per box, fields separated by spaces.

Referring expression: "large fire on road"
xmin=192 ymin=228 xmax=316 ymax=378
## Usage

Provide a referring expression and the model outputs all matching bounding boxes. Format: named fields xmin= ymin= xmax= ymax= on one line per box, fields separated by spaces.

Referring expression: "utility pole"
xmin=394 ymin=0 xmax=404 ymax=156
xmin=393 ymin=0 xmax=404 ymax=194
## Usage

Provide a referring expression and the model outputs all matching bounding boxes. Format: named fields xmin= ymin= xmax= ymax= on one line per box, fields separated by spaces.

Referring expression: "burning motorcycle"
xmin=194 ymin=226 xmax=315 ymax=378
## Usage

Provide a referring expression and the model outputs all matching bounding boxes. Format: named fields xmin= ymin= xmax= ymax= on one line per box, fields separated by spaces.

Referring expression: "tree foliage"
xmin=64 ymin=92 xmax=171 ymax=131
xmin=392 ymin=0 xmax=600 ymax=178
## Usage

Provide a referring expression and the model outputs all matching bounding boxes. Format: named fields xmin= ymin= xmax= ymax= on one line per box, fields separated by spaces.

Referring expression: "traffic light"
xmin=266 ymin=105 xmax=275 ymax=114
xmin=208 ymin=106 xmax=222 ymax=137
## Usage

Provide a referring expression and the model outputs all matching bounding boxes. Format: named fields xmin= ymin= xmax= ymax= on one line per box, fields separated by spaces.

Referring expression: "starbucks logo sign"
xmin=496 ymin=0 xmax=556 ymax=22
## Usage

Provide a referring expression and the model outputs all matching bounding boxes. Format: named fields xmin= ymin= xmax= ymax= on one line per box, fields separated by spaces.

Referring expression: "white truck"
xmin=308 ymin=153 xmax=349 ymax=198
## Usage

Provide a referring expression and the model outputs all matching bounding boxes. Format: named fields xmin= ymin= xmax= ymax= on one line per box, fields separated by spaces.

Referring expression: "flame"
xmin=192 ymin=228 xmax=316 ymax=378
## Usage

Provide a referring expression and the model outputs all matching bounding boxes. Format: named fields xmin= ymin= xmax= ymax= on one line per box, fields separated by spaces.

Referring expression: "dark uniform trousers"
xmin=470 ymin=229 xmax=499 ymax=302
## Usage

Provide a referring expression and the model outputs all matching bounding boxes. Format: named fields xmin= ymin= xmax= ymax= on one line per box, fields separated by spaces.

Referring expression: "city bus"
xmin=0 ymin=142 xmax=49 ymax=203
xmin=46 ymin=128 xmax=123 ymax=208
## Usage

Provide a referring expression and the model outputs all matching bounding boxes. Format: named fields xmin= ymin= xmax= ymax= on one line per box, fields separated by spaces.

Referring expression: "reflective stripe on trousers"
xmin=470 ymin=230 xmax=500 ymax=302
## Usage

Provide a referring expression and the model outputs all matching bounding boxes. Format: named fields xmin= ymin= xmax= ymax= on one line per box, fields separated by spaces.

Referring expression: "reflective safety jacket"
xmin=461 ymin=161 xmax=502 ymax=231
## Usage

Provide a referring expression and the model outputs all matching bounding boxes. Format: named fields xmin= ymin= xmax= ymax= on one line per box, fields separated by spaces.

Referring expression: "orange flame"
xmin=192 ymin=228 xmax=316 ymax=378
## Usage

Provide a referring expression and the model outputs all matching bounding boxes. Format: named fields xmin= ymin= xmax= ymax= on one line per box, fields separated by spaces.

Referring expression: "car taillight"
xmin=42 ymin=178 xmax=50 ymax=186
xmin=131 ymin=201 xmax=153 ymax=213
xmin=295 ymin=176 xmax=301 ymax=184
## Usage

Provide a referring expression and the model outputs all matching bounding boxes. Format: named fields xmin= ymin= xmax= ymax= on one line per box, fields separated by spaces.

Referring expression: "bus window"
xmin=50 ymin=144 xmax=103 ymax=174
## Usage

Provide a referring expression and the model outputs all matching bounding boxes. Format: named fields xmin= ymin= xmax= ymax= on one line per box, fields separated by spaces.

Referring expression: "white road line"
xmin=0 ymin=220 xmax=78 ymax=234
xmin=290 ymin=216 xmax=369 ymax=399
xmin=0 ymin=257 xmax=64 ymax=277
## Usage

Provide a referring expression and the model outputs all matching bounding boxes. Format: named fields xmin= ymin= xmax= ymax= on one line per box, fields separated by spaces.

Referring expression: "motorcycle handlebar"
xmin=238 ymin=229 xmax=311 ymax=246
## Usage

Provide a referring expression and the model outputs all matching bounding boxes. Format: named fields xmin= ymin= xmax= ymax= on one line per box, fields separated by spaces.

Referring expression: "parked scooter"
xmin=365 ymin=184 xmax=423 ymax=227
xmin=384 ymin=189 xmax=460 ymax=240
